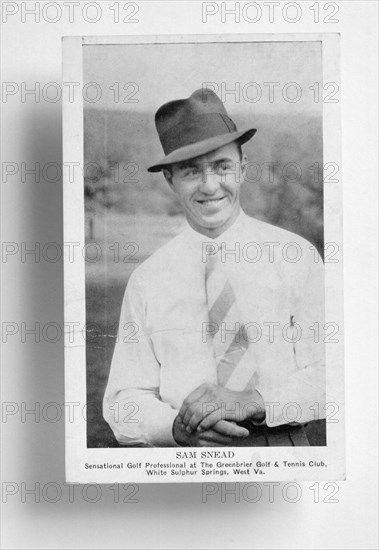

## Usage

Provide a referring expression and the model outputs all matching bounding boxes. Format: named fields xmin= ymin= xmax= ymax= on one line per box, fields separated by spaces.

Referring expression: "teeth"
xmin=199 ymin=198 xmax=223 ymax=205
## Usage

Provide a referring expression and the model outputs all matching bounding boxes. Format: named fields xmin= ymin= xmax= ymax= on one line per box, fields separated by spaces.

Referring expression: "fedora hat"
xmin=147 ymin=88 xmax=257 ymax=172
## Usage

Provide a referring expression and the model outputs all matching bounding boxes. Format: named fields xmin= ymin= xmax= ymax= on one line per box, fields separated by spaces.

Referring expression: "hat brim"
xmin=147 ymin=128 xmax=257 ymax=173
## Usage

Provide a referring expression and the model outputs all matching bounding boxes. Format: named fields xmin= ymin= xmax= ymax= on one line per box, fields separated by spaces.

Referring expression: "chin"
xmin=198 ymin=213 xmax=230 ymax=230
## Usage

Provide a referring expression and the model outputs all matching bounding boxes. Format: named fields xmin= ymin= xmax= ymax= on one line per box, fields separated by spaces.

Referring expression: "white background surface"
xmin=1 ymin=1 xmax=378 ymax=549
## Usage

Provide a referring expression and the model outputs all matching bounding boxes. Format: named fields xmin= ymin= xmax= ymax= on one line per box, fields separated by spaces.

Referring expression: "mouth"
xmin=195 ymin=196 xmax=227 ymax=207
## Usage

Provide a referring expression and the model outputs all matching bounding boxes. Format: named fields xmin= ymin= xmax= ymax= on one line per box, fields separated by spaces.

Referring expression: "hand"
xmin=178 ymin=383 xmax=265 ymax=433
xmin=172 ymin=414 xmax=249 ymax=447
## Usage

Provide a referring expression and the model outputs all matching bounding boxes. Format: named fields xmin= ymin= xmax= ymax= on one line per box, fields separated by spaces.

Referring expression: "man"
xmin=103 ymin=88 xmax=326 ymax=447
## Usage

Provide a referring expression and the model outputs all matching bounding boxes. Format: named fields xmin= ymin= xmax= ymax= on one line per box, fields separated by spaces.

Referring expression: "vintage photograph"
xmin=64 ymin=34 xmax=344 ymax=482
xmin=84 ymin=38 xmax=327 ymax=448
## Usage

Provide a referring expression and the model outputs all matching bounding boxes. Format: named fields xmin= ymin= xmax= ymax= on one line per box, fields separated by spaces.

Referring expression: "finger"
xmin=186 ymin=397 xmax=223 ymax=431
xmin=183 ymin=399 xmax=220 ymax=430
xmin=178 ymin=384 xmax=208 ymax=419
xmin=181 ymin=393 xmax=217 ymax=429
xmin=186 ymin=404 xmax=211 ymax=432
xmin=183 ymin=398 xmax=214 ymax=432
xmin=181 ymin=402 xmax=202 ymax=430
xmin=202 ymin=418 xmax=249 ymax=438
xmin=197 ymin=410 xmax=226 ymax=432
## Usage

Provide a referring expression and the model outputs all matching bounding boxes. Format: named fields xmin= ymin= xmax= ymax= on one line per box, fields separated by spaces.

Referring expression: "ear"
xmin=240 ymin=153 xmax=249 ymax=178
xmin=162 ymin=168 xmax=174 ymax=190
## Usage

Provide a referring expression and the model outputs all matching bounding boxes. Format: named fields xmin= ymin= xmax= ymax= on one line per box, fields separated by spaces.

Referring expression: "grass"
xmin=86 ymin=280 xmax=126 ymax=447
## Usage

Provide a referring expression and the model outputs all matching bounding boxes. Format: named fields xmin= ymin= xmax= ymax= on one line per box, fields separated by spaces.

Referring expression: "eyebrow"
xmin=211 ymin=157 xmax=235 ymax=165
xmin=176 ymin=160 xmax=199 ymax=170
xmin=177 ymin=157 xmax=235 ymax=170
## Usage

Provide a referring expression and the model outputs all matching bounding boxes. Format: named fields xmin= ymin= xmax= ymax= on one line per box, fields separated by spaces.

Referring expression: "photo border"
xmin=63 ymin=32 xmax=344 ymax=483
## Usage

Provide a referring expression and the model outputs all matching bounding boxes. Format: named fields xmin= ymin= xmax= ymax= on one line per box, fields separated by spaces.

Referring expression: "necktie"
xmin=205 ymin=243 xmax=309 ymax=447
xmin=205 ymin=245 xmax=250 ymax=388
xmin=204 ymin=245 xmax=310 ymax=446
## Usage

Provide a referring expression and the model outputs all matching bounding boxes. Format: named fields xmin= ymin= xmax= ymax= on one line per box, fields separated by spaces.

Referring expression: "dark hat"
xmin=147 ymin=88 xmax=257 ymax=172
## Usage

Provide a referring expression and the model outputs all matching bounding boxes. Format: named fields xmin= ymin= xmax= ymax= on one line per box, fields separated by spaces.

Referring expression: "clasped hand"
xmin=172 ymin=383 xmax=265 ymax=446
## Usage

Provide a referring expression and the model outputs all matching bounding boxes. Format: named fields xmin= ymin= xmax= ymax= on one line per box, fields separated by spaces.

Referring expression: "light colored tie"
xmin=205 ymin=245 xmax=250 ymax=388
xmin=205 ymin=245 xmax=310 ymax=447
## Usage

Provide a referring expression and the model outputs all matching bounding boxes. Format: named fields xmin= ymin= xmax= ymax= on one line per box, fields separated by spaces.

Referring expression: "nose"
xmin=199 ymin=168 xmax=221 ymax=195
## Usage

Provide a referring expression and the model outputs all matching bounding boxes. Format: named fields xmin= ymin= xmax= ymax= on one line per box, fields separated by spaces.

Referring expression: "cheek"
xmin=181 ymin=189 xmax=195 ymax=205
xmin=224 ymin=178 xmax=240 ymax=197
xmin=172 ymin=180 xmax=191 ymax=204
xmin=176 ymin=190 xmax=196 ymax=211
xmin=177 ymin=184 xmax=197 ymax=205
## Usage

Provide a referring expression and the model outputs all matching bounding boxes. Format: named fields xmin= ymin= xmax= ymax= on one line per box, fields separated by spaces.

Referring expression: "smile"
xmin=196 ymin=197 xmax=226 ymax=207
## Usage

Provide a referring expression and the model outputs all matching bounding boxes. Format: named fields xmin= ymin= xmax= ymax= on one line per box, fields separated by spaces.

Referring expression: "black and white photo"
xmin=63 ymin=33 xmax=344 ymax=482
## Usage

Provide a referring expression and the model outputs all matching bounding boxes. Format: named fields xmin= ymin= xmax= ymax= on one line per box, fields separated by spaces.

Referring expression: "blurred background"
xmin=83 ymin=41 xmax=324 ymax=447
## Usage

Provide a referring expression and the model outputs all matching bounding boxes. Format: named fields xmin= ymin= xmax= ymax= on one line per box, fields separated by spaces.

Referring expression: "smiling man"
xmin=103 ymin=88 xmax=326 ymax=447
xmin=163 ymin=142 xmax=245 ymax=239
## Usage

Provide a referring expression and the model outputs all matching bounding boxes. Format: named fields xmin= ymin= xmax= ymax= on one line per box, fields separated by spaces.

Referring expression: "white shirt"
xmin=103 ymin=210 xmax=326 ymax=446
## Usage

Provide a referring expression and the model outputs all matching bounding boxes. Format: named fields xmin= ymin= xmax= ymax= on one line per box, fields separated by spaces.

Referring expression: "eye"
xmin=183 ymin=167 xmax=200 ymax=177
xmin=215 ymin=161 xmax=233 ymax=173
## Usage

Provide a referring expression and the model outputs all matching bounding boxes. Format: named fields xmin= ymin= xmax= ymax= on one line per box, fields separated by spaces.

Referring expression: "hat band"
xmin=159 ymin=113 xmax=237 ymax=156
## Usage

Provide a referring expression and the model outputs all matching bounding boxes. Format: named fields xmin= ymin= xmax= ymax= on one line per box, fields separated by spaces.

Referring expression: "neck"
xmin=187 ymin=205 xmax=241 ymax=239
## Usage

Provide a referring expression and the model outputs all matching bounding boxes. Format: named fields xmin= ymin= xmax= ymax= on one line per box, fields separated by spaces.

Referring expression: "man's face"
xmin=164 ymin=142 xmax=247 ymax=237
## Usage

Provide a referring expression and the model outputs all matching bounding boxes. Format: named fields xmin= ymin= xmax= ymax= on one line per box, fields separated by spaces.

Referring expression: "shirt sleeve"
xmin=103 ymin=271 xmax=179 ymax=446
xmin=257 ymin=246 xmax=326 ymax=427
